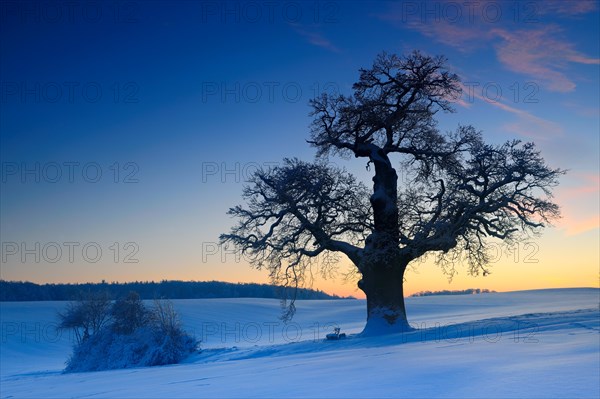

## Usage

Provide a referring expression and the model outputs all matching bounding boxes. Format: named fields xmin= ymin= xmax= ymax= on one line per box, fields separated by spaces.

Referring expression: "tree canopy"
xmin=221 ymin=51 xmax=563 ymax=331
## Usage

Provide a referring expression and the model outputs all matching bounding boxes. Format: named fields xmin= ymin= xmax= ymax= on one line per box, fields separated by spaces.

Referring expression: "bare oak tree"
xmin=221 ymin=51 xmax=563 ymax=334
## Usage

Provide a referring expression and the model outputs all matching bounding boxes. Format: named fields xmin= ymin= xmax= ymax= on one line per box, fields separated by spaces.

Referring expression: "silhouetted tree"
xmin=149 ymin=298 xmax=182 ymax=338
xmin=111 ymin=291 xmax=147 ymax=334
xmin=58 ymin=290 xmax=112 ymax=343
xmin=221 ymin=51 xmax=563 ymax=334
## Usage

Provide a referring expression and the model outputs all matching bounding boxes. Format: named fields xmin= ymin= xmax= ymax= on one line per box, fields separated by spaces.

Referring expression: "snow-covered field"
xmin=1 ymin=288 xmax=598 ymax=398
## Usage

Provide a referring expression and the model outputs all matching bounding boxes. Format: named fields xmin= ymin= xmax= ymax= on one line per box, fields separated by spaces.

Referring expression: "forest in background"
xmin=0 ymin=280 xmax=346 ymax=301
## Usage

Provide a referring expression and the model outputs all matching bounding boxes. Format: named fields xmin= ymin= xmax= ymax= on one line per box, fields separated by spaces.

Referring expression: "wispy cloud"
xmin=563 ymin=174 xmax=600 ymax=197
xmin=563 ymin=101 xmax=600 ymax=118
xmin=376 ymin=3 xmax=489 ymax=51
xmin=491 ymin=27 xmax=600 ymax=92
xmin=559 ymin=214 xmax=599 ymax=236
xmin=458 ymin=81 xmax=564 ymax=140
xmin=289 ymin=24 xmax=341 ymax=53
xmin=556 ymin=173 xmax=600 ymax=236
xmin=378 ymin=2 xmax=599 ymax=92
xmin=403 ymin=19 xmax=486 ymax=51
xmin=538 ymin=0 xmax=597 ymax=16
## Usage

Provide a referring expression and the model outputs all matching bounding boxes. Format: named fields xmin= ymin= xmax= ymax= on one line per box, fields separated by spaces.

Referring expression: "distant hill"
xmin=0 ymin=280 xmax=347 ymax=301
xmin=410 ymin=288 xmax=496 ymax=297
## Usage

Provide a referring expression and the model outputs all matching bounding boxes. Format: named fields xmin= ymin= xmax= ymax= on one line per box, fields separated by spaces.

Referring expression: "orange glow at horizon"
xmin=4 ymin=226 xmax=597 ymax=300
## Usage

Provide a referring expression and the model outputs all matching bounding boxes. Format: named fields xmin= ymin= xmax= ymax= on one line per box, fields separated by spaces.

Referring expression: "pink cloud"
xmin=376 ymin=1 xmax=493 ymax=50
xmin=457 ymin=81 xmax=564 ymax=139
xmin=559 ymin=215 xmax=600 ymax=236
xmin=404 ymin=19 xmax=488 ymax=51
xmin=559 ymin=174 xmax=600 ymax=199
xmin=563 ymin=102 xmax=600 ymax=118
xmin=538 ymin=0 xmax=597 ymax=16
xmin=555 ymin=173 xmax=600 ymax=236
xmin=491 ymin=27 xmax=600 ymax=92
xmin=502 ymin=120 xmax=563 ymax=141
xmin=379 ymin=2 xmax=599 ymax=92
xmin=289 ymin=24 xmax=341 ymax=53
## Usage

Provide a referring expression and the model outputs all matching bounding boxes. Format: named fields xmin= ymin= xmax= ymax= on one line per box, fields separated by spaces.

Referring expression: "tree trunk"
xmin=358 ymin=262 xmax=411 ymax=335
xmin=369 ymin=149 xmax=400 ymax=243
xmin=356 ymin=149 xmax=410 ymax=335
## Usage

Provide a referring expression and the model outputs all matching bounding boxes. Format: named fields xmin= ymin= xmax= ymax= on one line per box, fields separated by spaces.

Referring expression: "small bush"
xmin=60 ymin=292 xmax=198 ymax=373
xmin=58 ymin=291 xmax=112 ymax=344
xmin=111 ymin=291 xmax=148 ymax=335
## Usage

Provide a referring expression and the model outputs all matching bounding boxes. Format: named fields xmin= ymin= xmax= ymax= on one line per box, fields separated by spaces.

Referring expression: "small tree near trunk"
xmin=220 ymin=51 xmax=563 ymax=335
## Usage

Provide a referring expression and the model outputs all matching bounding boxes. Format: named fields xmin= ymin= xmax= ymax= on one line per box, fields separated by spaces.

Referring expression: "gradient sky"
xmin=1 ymin=0 xmax=598 ymax=297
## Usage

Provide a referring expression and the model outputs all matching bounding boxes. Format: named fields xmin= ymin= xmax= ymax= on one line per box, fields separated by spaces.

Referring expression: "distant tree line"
xmin=410 ymin=288 xmax=496 ymax=297
xmin=0 ymin=280 xmax=346 ymax=301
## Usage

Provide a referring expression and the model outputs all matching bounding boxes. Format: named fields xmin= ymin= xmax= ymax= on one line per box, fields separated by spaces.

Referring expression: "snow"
xmin=1 ymin=288 xmax=598 ymax=398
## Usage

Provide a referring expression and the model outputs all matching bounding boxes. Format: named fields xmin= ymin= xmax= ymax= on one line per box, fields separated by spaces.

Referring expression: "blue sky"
xmin=1 ymin=1 xmax=598 ymax=296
